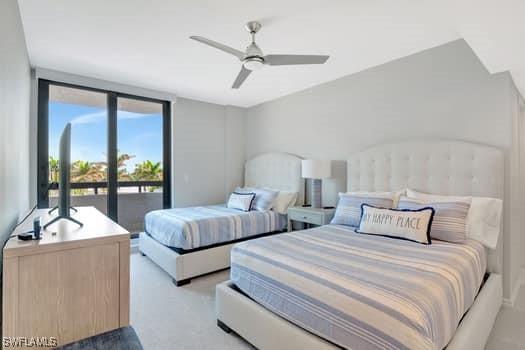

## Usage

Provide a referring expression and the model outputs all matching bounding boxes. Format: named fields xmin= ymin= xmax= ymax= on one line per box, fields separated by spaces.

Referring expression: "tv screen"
xmin=58 ymin=123 xmax=71 ymax=217
xmin=44 ymin=122 xmax=82 ymax=229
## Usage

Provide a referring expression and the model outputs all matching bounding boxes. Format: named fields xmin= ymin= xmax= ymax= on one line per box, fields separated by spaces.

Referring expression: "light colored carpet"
xmin=131 ymin=252 xmax=525 ymax=350
xmin=485 ymin=287 xmax=525 ymax=350
xmin=130 ymin=253 xmax=253 ymax=350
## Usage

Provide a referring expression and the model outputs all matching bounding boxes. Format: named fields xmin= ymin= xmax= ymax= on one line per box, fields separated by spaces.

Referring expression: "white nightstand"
xmin=287 ymin=206 xmax=336 ymax=232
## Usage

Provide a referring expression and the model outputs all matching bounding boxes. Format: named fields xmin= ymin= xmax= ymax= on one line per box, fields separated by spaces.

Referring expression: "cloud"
xmin=71 ymin=111 xmax=106 ymax=125
xmin=71 ymin=110 xmax=154 ymax=125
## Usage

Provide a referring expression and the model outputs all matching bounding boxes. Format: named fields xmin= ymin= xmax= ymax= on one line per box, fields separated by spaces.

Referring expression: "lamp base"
xmin=311 ymin=179 xmax=322 ymax=208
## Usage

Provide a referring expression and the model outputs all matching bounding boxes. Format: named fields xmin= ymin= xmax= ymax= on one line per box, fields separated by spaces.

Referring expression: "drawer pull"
xmin=303 ymin=216 xmax=308 ymax=219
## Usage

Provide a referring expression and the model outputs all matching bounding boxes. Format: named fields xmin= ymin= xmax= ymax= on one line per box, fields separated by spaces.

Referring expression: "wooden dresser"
xmin=2 ymin=206 xmax=130 ymax=348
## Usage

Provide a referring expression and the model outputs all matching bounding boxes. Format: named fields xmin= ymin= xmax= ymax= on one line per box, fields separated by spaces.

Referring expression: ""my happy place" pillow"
xmin=356 ymin=204 xmax=435 ymax=245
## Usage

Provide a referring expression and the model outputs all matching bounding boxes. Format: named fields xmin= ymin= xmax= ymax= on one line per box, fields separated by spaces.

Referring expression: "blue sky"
xmin=49 ymin=102 xmax=163 ymax=172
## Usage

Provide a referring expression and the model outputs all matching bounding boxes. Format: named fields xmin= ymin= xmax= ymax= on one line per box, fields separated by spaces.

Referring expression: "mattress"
xmin=230 ymin=224 xmax=487 ymax=350
xmin=145 ymin=205 xmax=286 ymax=250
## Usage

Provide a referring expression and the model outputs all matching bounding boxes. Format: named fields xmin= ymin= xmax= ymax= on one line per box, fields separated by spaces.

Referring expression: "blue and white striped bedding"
xmin=231 ymin=224 xmax=486 ymax=350
xmin=145 ymin=205 xmax=286 ymax=250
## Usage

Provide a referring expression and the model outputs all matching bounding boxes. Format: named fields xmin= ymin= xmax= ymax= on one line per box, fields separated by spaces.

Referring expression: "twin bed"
xmin=139 ymin=152 xmax=304 ymax=285
xmin=140 ymin=140 xmax=504 ymax=349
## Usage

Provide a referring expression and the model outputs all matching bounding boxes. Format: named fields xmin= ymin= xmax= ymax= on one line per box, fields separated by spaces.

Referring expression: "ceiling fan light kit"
xmin=190 ymin=21 xmax=330 ymax=89
xmin=243 ymin=57 xmax=264 ymax=71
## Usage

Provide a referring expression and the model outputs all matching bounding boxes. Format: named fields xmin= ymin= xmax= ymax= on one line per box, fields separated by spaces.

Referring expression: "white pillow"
xmin=406 ymin=189 xmax=502 ymax=249
xmin=406 ymin=189 xmax=469 ymax=202
xmin=356 ymin=204 xmax=434 ymax=245
xmin=235 ymin=187 xmax=279 ymax=211
xmin=272 ymin=191 xmax=298 ymax=215
xmin=227 ymin=192 xmax=256 ymax=212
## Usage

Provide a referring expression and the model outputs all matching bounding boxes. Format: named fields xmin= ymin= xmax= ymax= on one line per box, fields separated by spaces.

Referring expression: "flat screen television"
xmin=44 ymin=123 xmax=83 ymax=229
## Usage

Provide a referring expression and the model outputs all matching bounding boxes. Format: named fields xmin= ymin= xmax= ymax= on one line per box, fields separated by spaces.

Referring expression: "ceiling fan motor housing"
xmin=245 ymin=21 xmax=262 ymax=34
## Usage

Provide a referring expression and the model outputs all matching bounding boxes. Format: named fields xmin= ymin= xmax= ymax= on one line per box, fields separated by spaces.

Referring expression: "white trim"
xmin=504 ymin=267 xmax=525 ymax=306
xmin=35 ymin=67 xmax=177 ymax=102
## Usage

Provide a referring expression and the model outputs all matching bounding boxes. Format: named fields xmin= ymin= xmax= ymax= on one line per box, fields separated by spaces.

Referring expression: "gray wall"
xmin=0 ymin=0 xmax=31 ymax=258
xmin=172 ymin=98 xmax=245 ymax=207
xmin=244 ymin=39 xmax=521 ymax=299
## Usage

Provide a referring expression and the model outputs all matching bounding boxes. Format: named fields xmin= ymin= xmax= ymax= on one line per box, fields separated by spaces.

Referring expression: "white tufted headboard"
xmin=347 ymin=140 xmax=504 ymax=273
xmin=245 ymin=152 xmax=304 ymax=205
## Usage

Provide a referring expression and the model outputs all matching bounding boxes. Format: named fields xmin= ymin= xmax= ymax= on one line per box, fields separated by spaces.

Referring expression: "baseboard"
xmin=503 ymin=267 xmax=525 ymax=307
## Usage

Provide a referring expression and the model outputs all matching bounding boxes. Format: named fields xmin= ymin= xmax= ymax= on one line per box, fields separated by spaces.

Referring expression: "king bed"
xmin=216 ymin=140 xmax=504 ymax=350
xmin=139 ymin=152 xmax=304 ymax=286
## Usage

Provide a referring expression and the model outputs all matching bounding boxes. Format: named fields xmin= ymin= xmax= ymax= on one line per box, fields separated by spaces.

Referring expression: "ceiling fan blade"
xmin=232 ymin=66 xmax=252 ymax=89
xmin=264 ymin=54 xmax=329 ymax=66
xmin=190 ymin=36 xmax=244 ymax=60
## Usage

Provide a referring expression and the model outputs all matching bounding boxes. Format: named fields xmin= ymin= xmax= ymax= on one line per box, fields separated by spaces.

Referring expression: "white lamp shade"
xmin=301 ymin=159 xmax=332 ymax=179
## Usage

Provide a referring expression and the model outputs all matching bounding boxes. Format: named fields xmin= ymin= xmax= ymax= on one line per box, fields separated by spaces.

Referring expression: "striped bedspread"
xmin=145 ymin=205 xmax=286 ymax=250
xmin=230 ymin=224 xmax=486 ymax=350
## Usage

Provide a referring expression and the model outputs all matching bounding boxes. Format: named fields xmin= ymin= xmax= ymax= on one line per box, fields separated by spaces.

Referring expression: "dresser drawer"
xmin=288 ymin=210 xmax=323 ymax=225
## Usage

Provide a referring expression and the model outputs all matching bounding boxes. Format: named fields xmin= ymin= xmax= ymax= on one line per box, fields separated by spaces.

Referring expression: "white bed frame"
xmin=216 ymin=140 xmax=504 ymax=350
xmin=139 ymin=152 xmax=304 ymax=286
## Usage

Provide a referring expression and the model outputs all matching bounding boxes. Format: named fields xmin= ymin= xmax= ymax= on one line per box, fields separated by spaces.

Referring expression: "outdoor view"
xmin=47 ymin=84 xmax=165 ymax=233
xmin=48 ymin=101 xmax=164 ymax=195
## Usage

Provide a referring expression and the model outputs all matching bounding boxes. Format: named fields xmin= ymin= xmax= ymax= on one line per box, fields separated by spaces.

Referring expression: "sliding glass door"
xmin=37 ymin=80 xmax=171 ymax=234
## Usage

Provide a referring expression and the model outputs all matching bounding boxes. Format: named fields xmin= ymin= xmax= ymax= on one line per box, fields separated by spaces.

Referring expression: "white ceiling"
xmin=437 ymin=0 xmax=525 ymax=99
xmin=17 ymin=0 xmax=525 ymax=107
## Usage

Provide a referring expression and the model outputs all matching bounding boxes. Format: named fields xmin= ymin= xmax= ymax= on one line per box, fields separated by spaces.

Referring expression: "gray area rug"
xmin=57 ymin=327 xmax=143 ymax=350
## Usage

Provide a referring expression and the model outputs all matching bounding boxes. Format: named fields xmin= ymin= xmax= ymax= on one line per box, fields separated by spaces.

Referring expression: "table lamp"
xmin=301 ymin=159 xmax=332 ymax=208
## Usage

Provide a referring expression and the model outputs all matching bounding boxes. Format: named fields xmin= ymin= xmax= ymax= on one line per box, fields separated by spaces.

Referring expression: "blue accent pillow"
xmin=397 ymin=196 xmax=471 ymax=243
xmin=235 ymin=187 xmax=279 ymax=211
xmin=227 ymin=192 xmax=256 ymax=212
xmin=331 ymin=192 xmax=395 ymax=227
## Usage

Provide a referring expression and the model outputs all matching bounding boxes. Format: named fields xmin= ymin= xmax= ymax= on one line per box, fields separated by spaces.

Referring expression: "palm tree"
xmin=132 ymin=160 xmax=163 ymax=180
xmin=117 ymin=153 xmax=135 ymax=180
xmin=71 ymin=160 xmax=105 ymax=183
xmin=48 ymin=156 xmax=60 ymax=183
xmin=132 ymin=160 xmax=163 ymax=192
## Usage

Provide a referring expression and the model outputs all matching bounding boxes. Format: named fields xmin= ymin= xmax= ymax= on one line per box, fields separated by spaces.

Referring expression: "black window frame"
xmin=37 ymin=79 xmax=172 ymax=221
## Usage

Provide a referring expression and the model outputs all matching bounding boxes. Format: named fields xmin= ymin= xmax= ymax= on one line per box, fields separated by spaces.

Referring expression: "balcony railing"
xmin=49 ymin=180 xmax=164 ymax=235
xmin=48 ymin=180 xmax=162 ymax=194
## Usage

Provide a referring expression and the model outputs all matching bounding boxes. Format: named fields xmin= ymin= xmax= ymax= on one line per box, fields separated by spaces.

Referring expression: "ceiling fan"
xmin=190 ymin=21 xmax=330 ymax=89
